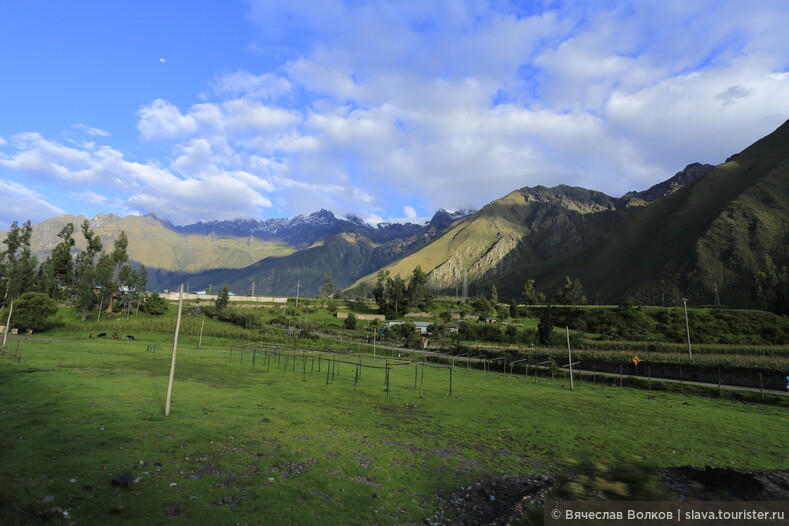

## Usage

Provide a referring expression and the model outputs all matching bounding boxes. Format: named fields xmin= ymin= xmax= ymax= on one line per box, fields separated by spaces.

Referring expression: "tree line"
xmin=1 ymin=219 xmax=152 ymax=323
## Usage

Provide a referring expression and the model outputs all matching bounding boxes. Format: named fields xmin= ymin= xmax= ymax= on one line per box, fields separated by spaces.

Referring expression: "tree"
xmin=48 ymin=223 xmax=76 ymax=298
xmin=509 ymin=298 xmax=519 ymax=318
xmin=94 ymin=253 xmax=115 ymax=317
xmin=537 ymin=305 xmax=556 ymax=345
xmin=505 ymin=324 xmax=518 ymax=343
xmin=1 ymin=220 xmax=38 ymax=304
xmin=74 ymin=220 xmax=103 ymax=320
xmin=521 ymin=279 xmax=545 ymax=305
xmin=406 ymin=266 xmax=431 ymax=309
xmin=554 ymin=276 xmax=587 ymax=305
xmin=111 ymin=231 xmax=129 ymax=275
xmin=142 ymin=292 xmax=168 ymax=316
xmin=489 ymin=284 xmax=498 ymax=304
xmin=107 ymin=231 xmax=129 ymax=312
xmin=215 ymin=285 xmax=230 ymax=314
xmin=319 ymin=272 xmax=334 ymax=298
xmin=344 ymin=312 xmax=357 ymax=330
xmin=372 ymin=270 xmax=408 ymax=318
xmin=6 ymin=292 xmax=58 ymax=332
xmin=471 ymin=296 xmax=492 ymax=317
xmin=753 ymin=255 xmax=789 ymax=314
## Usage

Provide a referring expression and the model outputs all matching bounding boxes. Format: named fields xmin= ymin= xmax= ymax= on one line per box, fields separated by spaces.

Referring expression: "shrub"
xmin=344 ymin=313 xmax=357 ymax=330
xmin=142 ymin=292 xmax=168 ymax=316
xmin=5 ymin=292 xmax=58 ymax=332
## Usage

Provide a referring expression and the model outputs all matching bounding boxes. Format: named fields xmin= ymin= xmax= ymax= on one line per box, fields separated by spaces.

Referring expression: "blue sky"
xmin=1 ymin=0 xmax=788 ymax=228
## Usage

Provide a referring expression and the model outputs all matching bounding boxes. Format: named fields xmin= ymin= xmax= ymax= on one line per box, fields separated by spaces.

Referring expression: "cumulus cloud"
xmin=137 ymin=99 xmax=199 ymax=141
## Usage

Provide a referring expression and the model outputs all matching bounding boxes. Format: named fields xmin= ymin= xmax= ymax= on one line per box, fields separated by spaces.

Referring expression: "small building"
xmin=480 ymin=316 xmax=497 ymax=324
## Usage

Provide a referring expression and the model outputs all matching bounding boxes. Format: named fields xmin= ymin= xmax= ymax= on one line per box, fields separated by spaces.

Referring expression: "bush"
xmin=344 ymin=313 xmax=357 ymax=330
xmin=142 ymin=292 xmax=168 ymax=316
xmin=5 ymin=292 xmax=58 ymax=332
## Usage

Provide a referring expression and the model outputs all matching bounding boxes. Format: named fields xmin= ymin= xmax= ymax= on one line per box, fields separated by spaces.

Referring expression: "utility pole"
xmin=165 ymin=284 xmax=185 ymax=416
xmin=682 ymin=298 xmax=692 ymax=358
xmin=251 ymin=280 xmax=255 ymax=297
xmin=713 ymin=283 xmax=720 ymax=307
xmin=295 ymin=280 xmax=301 ymax=307
xmin=566 ymin=326 xmax=574 ymax=390
xmin=1 ymin=301 xmax=13 ymax=353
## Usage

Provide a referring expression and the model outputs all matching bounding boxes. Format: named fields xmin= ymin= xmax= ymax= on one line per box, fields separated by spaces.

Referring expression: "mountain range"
xmin=7 ymin=119 xmax=788 ymax=309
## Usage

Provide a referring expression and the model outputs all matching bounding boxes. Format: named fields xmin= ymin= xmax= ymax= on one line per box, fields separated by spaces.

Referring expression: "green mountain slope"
xmin=345 ymin=165 xmax=710 ymax=296
xmin=497 ymin=119 xmax=789 ymax=307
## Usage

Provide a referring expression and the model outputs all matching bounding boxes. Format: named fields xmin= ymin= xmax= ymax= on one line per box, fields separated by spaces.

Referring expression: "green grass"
xmin=2 ymin=336 xmax=788 ymax=525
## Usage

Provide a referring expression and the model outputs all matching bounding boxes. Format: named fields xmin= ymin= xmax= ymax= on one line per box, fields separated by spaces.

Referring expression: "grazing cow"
xmin=126 ymin=335 xmax=136 ymax=340
xmin=97 ymin=333 xmax=107 ymax=338
xmin=89 ymin=333 xmax=94 ymax=339
xmin=111 ymin=472 xmax=133 ymax=488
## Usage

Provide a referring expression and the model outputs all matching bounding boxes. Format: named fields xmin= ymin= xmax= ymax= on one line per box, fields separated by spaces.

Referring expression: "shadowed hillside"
xmin=496 ymin=119 xmax=789 ymax=308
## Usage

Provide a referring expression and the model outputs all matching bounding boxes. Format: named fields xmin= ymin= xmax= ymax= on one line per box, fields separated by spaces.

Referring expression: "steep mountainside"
xmin=496 ymin=119 xmax=789 ymax=307
xmin=347 ymin=163 xmax=710 ymax=296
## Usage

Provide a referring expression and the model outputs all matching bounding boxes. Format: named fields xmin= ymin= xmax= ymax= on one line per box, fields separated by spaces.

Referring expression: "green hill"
xmin=497 ymin=119 xmax=789 ymax=308
xmin=346 ymin=165 xmax=710 ymax=297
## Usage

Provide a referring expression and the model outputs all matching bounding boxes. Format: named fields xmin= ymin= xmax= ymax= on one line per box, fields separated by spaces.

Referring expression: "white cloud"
xmin=6 ymin=1 xmax=789 ymax=226
xmin=208 ymin=71 xmax=292 ymax=100
xmin=137 ymin=99 xmax=199 ymax=141
xmin=0 ymin=133 xmax=276 ymax=225
xmin=73 ymin=123 xmax=110 ymax=137
xmin=238 ymin=0 xmax=789 ymax=211
xmin=0 ymin=178 xmax=65 ymax=227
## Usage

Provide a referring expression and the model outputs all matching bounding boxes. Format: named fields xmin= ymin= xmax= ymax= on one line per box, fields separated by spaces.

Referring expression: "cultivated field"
xmin=1 ymin=334 xmax=788 ymax=524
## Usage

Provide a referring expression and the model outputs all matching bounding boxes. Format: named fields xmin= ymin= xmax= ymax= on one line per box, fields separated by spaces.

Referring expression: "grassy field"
xmin=1 ymin=335 xmax=788 ymax=525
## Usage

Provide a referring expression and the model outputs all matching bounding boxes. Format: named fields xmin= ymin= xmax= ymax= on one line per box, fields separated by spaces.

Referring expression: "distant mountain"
xmin=345 ymin=163 xmax=711 ymax=296
xmin=10 ymin=209 xmax=470 ymax=295
xmin=151 ymin=209 xmax=470 ymax=295
xmin=20 ymin=213 xmax=295 ymax=276
xmin=159 ymin=208 xmax=469 ymax=249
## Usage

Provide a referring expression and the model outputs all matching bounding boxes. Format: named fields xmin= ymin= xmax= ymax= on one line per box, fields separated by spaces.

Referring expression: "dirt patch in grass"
xmin=269 ymin=458 xmax=318 ymax=477
xmin=660 ymin=466 xmax=789 ymax=500
xmin=429 ymin=474 xmax=554 ymax=525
